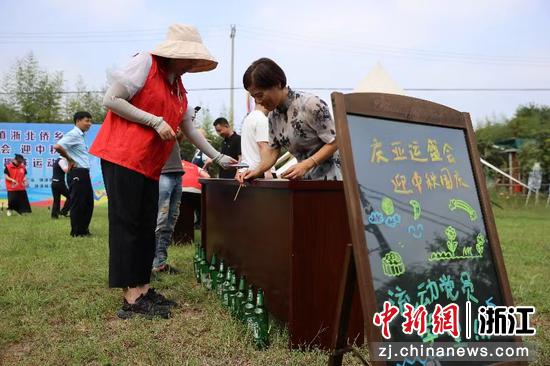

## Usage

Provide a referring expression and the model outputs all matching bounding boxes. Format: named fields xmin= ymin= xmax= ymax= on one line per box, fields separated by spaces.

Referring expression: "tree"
xmin=476 ymin=103 xmax=550 ymax=184
xmin=64 ymin=76 xmax=106 ymax=123
xmin=0 ymin=102 xmax=21 ymax=122
xmin=1 ymin=52 xmax=64 ymax=122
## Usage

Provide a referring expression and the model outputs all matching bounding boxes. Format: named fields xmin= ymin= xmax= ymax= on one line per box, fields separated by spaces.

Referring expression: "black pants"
xmin=101 ymin=159 xmax=158 ymax=288
xmin=181 ymin=191 xmax=201 ymax=227
xmin=7 ymin=190 xmax=32 ymax=214
xmin=51 ymin=181 xmax=71 ymax=218
xmin=67 ymin=168 xmax=94 ymax=236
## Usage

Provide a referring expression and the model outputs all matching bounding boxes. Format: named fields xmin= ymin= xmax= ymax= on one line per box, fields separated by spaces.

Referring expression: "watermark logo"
xmin=373 ymin=301 xmax=536 ymax=339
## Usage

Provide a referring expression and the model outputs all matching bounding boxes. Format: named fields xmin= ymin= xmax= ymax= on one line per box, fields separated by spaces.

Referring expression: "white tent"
xmin=353 ymin=62 xmax=406 ymax=95
xmin=276 ymin=63 xmax=405 ymax=178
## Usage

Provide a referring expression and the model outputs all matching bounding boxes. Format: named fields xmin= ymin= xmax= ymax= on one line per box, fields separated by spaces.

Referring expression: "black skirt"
xmin=7 ymin=190 xmax=32 ymax=214
xmin=101 ymin=159 xmax=159 ymax=288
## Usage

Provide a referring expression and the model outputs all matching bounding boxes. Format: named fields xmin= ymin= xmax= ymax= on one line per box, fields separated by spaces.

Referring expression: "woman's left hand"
xmin=213 ymin=154 xmax=237 ymax=169
xmin=281 ymin=160 xmax=314 ymax=180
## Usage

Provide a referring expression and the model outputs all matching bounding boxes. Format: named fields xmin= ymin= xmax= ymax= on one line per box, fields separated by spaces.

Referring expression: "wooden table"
xmin=200 ymin=178 xmax=363 ymax=349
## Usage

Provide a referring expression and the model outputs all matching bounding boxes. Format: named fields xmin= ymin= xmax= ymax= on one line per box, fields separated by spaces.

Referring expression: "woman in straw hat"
xmin=237 ymin=57 xmax=340 ymax=182
xmin=90 ymin=24 xmax=236 ymax=319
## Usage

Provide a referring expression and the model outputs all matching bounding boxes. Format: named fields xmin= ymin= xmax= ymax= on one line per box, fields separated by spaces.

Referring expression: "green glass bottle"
xmin=216 ymin=261 xmax=226 ymax=299
xmin=243 ymin=286 xmax=255 ymax=329
xmin=205 ymin=253 xmax=217 ymax=290
xmin=252 ymin=288 xmax=269 ymax=350
xmin=221 ymin=268 xmax=233 ymax=306
xmin=199 ymin=248 xmax=209 ymax=285
xmin=210 ymin=256 xmax=222 ymax=291
xmin=226 ymin=272 xmax=237 ymax=310
xmin=193 ymin=244 xmax=202 ymax=283
xmin=233 ymin=276 xmax=247 ymax=320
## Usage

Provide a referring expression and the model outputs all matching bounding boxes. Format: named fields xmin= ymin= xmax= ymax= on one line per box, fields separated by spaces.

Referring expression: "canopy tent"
xmin=353 ymin=62 xmax=406 ymax=95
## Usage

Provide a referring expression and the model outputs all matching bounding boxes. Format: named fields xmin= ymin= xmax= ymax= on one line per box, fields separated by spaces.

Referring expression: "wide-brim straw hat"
xmin=151 ymin=24 xmax=218 ymax=73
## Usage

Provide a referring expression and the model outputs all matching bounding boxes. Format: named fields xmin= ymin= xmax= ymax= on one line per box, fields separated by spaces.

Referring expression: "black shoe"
xmin=146 ymin=288 xmax=178 ymax=308
xmin=116 ymin=294 xmax=171 ymax=319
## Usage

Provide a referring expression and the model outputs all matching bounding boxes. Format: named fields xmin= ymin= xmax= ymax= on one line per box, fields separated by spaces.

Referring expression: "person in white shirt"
xmin=240 ymin=104 xmax=273 ymax=178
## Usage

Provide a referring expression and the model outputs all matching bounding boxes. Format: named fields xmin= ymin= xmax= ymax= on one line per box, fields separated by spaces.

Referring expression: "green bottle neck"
xmin=256 ymin=290 xmax=264 ymax=307
xmin=238 ymin=278 xmax=246 ymax=291
xmin=246 ymin=289 xmax=254 ymax=303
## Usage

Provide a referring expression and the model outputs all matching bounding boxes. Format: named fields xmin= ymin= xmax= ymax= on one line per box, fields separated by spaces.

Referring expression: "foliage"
xmin=0 ymin=102 xmax=21 ymax=122
xmin=1 ymin=52 xmax=64 ymax=122
xmin=475 ymin=103 xmax=550 ymax=182
xmin=0 ymin=53 xmax=103 ymax=123
xmin=63 ymin=76 xmax=106 ymax=123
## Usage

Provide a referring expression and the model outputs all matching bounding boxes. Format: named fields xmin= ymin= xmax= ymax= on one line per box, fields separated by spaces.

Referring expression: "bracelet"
xmin=309 ymin=156 xmax=319 ymax=167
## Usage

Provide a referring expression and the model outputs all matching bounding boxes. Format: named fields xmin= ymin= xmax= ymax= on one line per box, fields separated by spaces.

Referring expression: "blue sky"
xmin=0 ymin=0 xmax=549 ymax=129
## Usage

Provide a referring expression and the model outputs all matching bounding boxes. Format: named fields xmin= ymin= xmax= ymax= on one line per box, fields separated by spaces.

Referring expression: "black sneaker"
xmin=116 ymin=294 xmax=171 ymax=319
xmin=146 ymin=288 xmax=178 ymax=308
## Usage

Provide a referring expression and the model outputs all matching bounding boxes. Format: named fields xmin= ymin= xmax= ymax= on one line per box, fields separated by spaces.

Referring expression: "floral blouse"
xmin=269 ymin=88 xmax=341 ymax=180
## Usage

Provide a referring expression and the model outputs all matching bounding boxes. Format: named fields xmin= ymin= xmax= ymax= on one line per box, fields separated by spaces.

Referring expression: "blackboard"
xmin=331 ymin=92 xmax=521 ymax=366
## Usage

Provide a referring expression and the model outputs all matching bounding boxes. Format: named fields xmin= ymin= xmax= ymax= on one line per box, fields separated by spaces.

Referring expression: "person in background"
xmin=54 ymin=111 xmax=94 ymax=237
xmin=181 ymin=159 xmax=210 ymax=229
xmin=50 ymin=157 xmax=71 ymax=219
xmin=237 ymin=58 xmax=340 ymax=182
xmin=4 ymin=154 xmax=31 ymax=216
xmin=239 ymin=103 xmax=273 ymax=178
xmin=213 ymin=117 xmax=241 ymax=178
xmin=89 ymin=23 xmax=235 ymax=320
xmin=152 ymin=130 xmax=185 ymax=274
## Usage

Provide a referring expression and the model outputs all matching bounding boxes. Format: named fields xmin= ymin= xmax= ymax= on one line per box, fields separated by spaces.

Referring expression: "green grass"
xmin=0 ymin=203 xmax=548 ymax=365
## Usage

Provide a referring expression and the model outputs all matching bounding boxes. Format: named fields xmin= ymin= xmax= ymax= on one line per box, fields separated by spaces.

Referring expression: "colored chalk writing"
xmin=369 ymin=137 xmax=455 ymax=165
xmin=407 ymin=224 xmax=424 ymax=239
xmin=428 ymin=228 xmax=485 ymax=262
xmin=409 ymin=199 xmax=421 ymax=220
xmin=381 ymin=196 xmax=395 ymax=215
xmin=392 ymin=168 xmax=471 ymax=195
xmin=449 ymin=198 xmax=478 ymax=221
xmin=382 ymin=251 xmax=406 ymax=277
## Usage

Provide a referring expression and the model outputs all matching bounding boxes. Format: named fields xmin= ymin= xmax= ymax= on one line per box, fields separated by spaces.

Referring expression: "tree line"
xmin=476 ymin=104 xmax=550 ymax=185
xmin=0 ymin=53 xmax=106 ymax=123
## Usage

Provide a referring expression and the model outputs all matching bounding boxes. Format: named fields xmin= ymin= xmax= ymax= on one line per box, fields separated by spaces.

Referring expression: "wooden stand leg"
xmin=328 ymin=244 xmax=358 ymax=366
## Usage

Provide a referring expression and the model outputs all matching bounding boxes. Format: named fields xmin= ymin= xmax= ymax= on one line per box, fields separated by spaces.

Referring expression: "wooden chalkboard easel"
xmin=328 ymin=92 xmax=525 ymax=366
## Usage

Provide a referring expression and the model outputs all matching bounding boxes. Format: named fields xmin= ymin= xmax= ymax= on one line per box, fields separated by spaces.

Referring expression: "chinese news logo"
xmin=373 ymin=301 xmax=536 ymax=339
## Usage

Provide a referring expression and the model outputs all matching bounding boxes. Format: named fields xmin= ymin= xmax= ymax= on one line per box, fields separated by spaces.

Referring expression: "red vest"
xmin=5 ymin=162 xmax=27 ymax=191
xmin=90 ymin=55 xmax=187 ymax=180
xmin=181 ymin=160 xmax=202 ymax=191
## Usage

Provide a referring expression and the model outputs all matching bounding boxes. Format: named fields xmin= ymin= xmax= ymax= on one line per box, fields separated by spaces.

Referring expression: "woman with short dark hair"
xmin=238 ymin=58 xmax=340 ymax=181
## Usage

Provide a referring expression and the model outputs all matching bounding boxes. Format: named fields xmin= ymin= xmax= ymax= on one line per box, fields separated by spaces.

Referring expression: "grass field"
xmin=0 ymin=201 xmax=548 ymax=365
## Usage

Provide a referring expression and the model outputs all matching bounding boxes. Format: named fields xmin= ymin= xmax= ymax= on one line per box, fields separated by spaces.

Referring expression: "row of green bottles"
xmin=191 ymin=245 xmax=269 ymax=349
xmin=193 ymin=244 xmax=219 ymax=290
